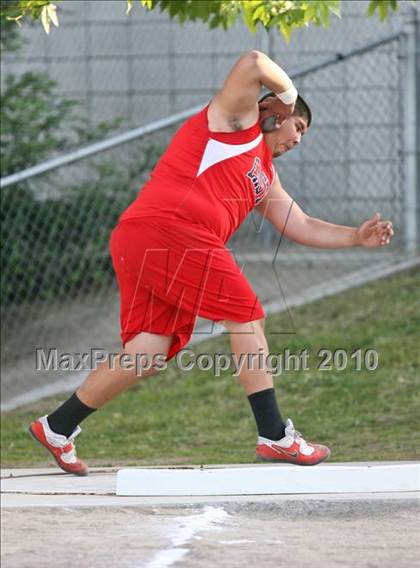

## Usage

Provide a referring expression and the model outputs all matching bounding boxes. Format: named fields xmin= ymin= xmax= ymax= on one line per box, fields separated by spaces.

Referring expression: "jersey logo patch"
xmin=246 ymin=157 xmax=270 ymax=205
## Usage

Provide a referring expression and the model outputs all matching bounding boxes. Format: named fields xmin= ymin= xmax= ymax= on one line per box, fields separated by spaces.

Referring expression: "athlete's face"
xmin=263 ymin=116 xmax=308 ymax=158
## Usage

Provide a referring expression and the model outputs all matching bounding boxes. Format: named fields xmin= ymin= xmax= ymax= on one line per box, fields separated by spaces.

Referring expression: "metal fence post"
xmin=402 ymin=15 xmax=419 ymax=253
xmin=415 ymin=7 xmax=420 ymax=252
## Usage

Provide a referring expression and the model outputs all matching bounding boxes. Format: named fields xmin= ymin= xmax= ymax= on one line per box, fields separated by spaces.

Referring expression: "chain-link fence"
xmin=1 ymin=7 xmax=419 ymax=408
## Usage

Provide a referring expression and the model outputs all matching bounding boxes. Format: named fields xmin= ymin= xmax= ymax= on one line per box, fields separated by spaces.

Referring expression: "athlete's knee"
xmin=122 ymin=332 xmax=173 ymax=380
xmin=134 ymin=364 xmax=161 ymax=379
xmin=131 ymin=353 xmax=168 ymax=380
xmin=106 ymin=353 xmax=160 ymax=382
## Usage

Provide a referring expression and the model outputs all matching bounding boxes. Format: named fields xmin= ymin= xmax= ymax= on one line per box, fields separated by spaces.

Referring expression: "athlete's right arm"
xmin=208 ymin=50 xmax=296 ymax=131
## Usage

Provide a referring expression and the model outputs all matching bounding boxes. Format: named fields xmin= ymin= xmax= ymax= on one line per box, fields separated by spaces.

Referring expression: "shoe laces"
xmin=293 ymin=429 xmax=311 ymax=453
xmin=61 ymin=426 xmax=82 ymax=463
xmin=286 ymin=420 xmax=311 ymax=453
xmin=61 ymin=444 xmax=77 ymax=464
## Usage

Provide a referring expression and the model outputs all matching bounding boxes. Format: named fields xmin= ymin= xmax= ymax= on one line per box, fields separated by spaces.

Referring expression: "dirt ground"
xmin=2 ymin=498 xmax=419 ymax=568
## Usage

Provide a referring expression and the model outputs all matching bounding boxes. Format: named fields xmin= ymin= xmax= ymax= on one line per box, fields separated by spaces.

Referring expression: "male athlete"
xmin=29 ymin=51 xmax=394 ymax=475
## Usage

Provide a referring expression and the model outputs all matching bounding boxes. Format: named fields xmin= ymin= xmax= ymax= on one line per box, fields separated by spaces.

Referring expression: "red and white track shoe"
xmin=256 ymin=418 xmax=331 ymax=466
xmin=29 ymin=416 xmax=89 ymax=476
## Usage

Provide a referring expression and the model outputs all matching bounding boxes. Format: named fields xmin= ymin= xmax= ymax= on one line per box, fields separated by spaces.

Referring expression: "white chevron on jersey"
xmin=197 ymin=134 xmax=263 ymax=177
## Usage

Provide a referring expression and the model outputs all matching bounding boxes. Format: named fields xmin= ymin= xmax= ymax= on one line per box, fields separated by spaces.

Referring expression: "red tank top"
xmin=120 ymin=105 xmax=275 ymax=243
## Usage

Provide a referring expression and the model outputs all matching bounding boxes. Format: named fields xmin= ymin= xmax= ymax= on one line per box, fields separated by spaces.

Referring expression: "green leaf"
xmin=47 ymin=3 xmax=58 ymax=27
xmin=378 ymin=1 xmax=389 ymax=21
xmin=279 ymin=19 xmax=292 ymax=43
xmin=253 ymin=4 xmax=267 ymax=21
xmin=319 ymin=2 xmax=331 ymax=27
xmin=327 ymin=1 xmax=341 ymax=19
xmin=241 ymin=4 xmax=257 ymax=33
xmin=40 ymin=5 xmax=50 ymax=33
xmin=367 ymin=0 xmax=379 ymax=17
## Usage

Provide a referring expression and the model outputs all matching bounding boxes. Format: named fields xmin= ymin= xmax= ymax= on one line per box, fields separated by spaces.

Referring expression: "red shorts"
xmin=109 ymin=217 xmax=265 ymax=360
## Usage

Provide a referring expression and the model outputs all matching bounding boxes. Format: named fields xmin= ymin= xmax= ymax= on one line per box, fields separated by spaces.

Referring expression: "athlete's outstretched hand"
xmin=356 ymin=213 xmax=394 ymax=248
xmin=258 ymin=95 xmax=295 ymax=131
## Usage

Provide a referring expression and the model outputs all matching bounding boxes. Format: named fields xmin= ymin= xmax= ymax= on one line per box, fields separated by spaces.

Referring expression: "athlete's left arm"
xmin=255 ymin=173 xmax=394 ymax=248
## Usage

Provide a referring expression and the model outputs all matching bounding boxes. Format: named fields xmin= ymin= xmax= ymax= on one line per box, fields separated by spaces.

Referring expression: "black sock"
xmin=47 ymin=393 xmax=96 ymax=438
xmin=247 ymin=387 xmax=286 ymax=440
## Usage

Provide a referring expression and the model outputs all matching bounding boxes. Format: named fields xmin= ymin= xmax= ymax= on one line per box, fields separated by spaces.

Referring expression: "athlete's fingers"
xmin=363 ymin=213 xmax=381 ymax=231
xmin=379 ymin=229 xmax=392 ymax=245
xmin=260 ymin=96 xmax=276 ymax=104
xmin=376 ymin=223 xmax=394 ymax=235
xmin=377 ymin=225 xmax=391 ymax=236
xmin=381 ymin=223 xmax=394 ymax=237
xmin=258 ymin=98 xmax=275 ymax=111
xmin=377 ymin=220 xmax=393 ymax=230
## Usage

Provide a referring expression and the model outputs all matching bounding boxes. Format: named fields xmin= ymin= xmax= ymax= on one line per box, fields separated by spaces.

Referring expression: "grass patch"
xmin=2 ymin=267 xmax=420 ymax=467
